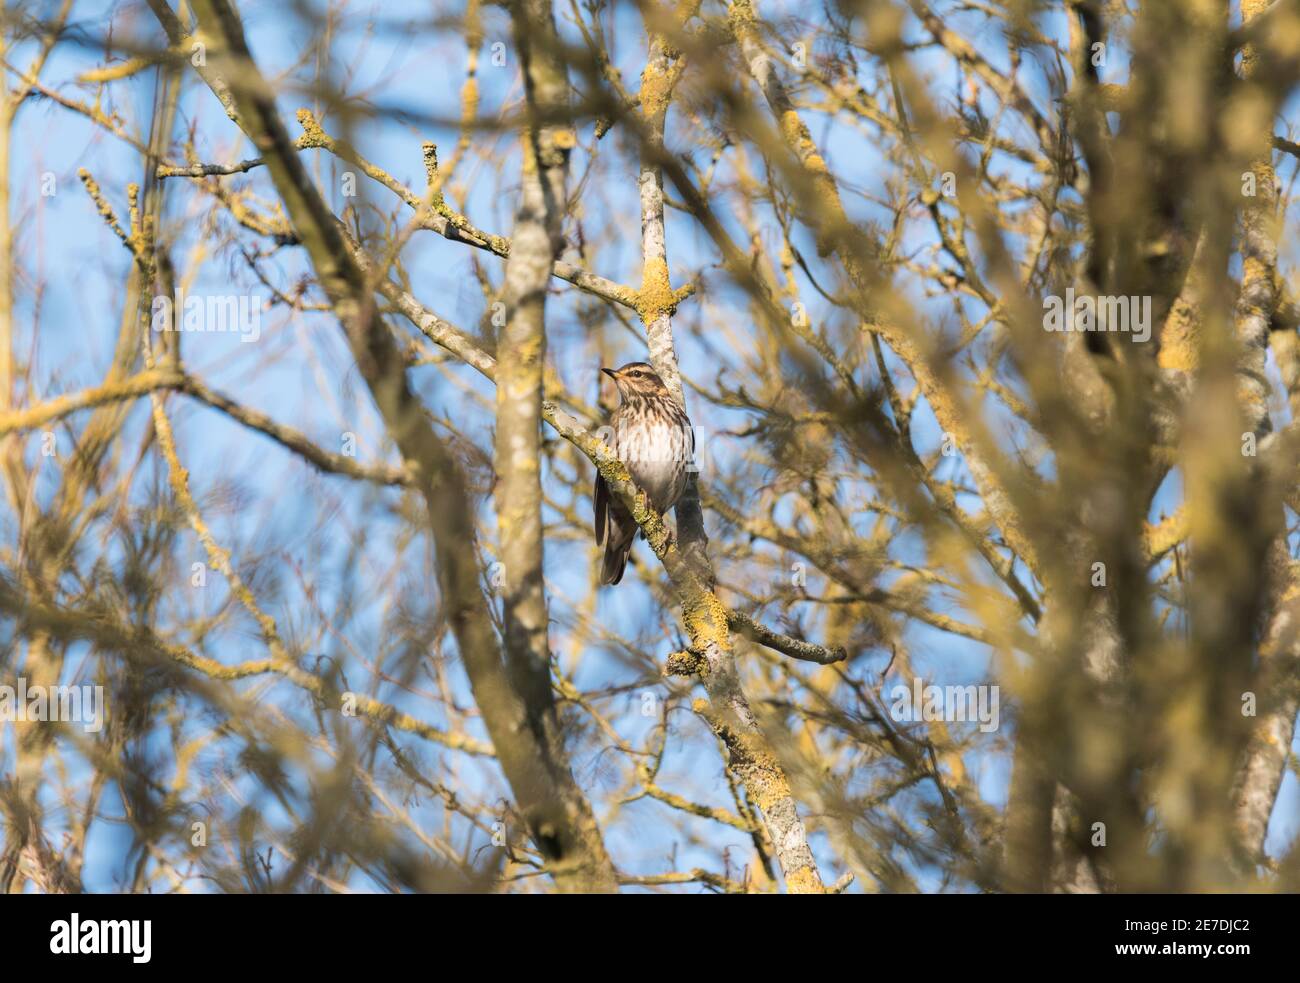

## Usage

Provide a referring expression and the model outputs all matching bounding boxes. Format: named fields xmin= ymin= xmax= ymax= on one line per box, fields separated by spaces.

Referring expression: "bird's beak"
xmin=600 ymin=366 xmax=618 ymax=380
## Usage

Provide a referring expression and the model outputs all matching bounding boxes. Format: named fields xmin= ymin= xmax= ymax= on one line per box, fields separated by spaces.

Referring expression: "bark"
xmin=495 ymin=0 xmax=620 ymax=890
xmin=1229 ymin=0 xmax=1298 ymax=872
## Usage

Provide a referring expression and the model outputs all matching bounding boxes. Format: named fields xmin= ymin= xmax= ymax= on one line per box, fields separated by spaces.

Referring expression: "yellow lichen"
xmin=636 ymin=257 xmax=677 ymax=323
xmin=803 ymin=153 xmax=830 ymax=176
xmin=1158 ymin=296 xmax=1199 ymax=374
xmin=460 ymin=77 xmax=479 ymax=120
xmin=665 ymin=650 xmax=706 ymax=676
xmin=784 ymin=866 xmax=825 ymax=894
xmin=295 ymin=108 xmax=327 ymax=145
xmin=639 ymin=62 xmax=673 ymax=121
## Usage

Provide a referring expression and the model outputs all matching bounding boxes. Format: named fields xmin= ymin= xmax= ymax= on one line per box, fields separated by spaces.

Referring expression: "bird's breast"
xmin=616 ymin=415 xmax=691 ymax=512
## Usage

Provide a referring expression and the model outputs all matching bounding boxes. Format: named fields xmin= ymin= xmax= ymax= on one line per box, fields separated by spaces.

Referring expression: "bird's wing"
xmin=594 ymin=472 xmax=608 ymax=547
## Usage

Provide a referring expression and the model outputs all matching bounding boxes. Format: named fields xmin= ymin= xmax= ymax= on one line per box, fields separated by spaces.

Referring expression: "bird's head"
xmin=602 ymin=362 xmax=668 ymax=401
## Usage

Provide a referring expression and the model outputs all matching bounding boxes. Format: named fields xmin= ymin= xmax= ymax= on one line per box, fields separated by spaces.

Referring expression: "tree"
xmin=1 ymin=0 xmax=1298 ymax=893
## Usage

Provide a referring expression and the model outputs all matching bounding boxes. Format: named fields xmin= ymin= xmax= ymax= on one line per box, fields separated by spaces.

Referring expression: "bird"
xmin=593 ymin=361 xmax=694 ymax=586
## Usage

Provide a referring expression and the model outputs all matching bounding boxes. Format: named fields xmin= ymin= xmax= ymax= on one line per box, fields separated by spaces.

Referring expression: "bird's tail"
xmin=600 ymin=535 xmax=634 ymax=586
